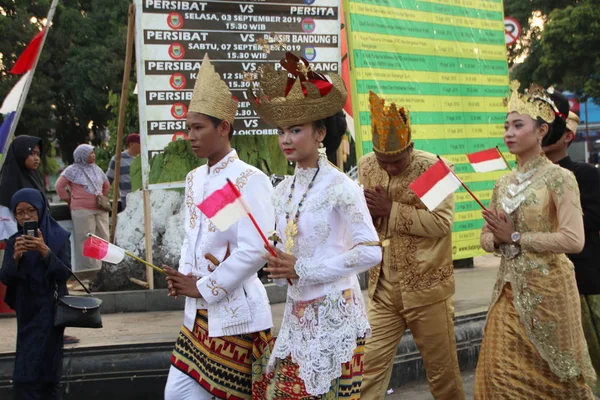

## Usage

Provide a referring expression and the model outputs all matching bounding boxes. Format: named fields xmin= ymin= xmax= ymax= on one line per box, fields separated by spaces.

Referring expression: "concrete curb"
xmin=0 ymin=310 xmax=486 ymax=399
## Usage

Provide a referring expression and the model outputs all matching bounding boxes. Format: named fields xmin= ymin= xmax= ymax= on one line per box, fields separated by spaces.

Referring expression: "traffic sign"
xmin=505 ymin=17 xmax=521 ymax=45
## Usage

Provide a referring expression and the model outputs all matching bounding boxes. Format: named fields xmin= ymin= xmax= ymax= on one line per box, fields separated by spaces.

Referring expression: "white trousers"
xmin=164 ymin=366 xmax=218 ymax=400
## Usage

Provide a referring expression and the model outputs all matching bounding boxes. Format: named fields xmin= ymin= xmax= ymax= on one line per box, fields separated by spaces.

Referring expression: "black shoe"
xmin=63 ymin=335 xmax=80 ymax=345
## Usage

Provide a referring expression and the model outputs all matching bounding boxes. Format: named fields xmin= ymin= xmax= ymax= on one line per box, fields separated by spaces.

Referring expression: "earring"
xmin=318 ymin=142 xmax=326 ymax=156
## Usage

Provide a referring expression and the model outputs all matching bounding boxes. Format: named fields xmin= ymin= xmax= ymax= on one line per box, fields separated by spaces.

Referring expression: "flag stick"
xmin=495 ymin=146 xmax=513 ymax=171
xmin=124 ymin=251 xmax=166 ymax=275
xmin=87 ymin=233 xmax=165 ymax=275
xmin=436 ymin=156 xmax=487 ymax=210
xmin=226 ymin=179 xmax=293 ymax=285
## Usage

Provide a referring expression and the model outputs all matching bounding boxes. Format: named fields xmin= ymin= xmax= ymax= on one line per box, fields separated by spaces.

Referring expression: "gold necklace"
xmin=284 ymin=166 xmax=320 ymax=253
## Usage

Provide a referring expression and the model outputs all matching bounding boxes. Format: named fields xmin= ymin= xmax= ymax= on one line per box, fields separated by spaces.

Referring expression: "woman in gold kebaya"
xmin=474 ymin=82 xmax=596 ymax=399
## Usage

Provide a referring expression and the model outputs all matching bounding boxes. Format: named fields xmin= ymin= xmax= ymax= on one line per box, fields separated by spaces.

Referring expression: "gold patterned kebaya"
xmin=504 ymin=80 xmax=557 ymax=123
xmin=247 ymin=52 xmax=347 ymax=127
xmin=189 ymin=54 xmax=238 ymax=124
xmin=475 ymin=154 xmax=596 ymax=399
xmin=369 ymin=91 xmax=411 ymax=154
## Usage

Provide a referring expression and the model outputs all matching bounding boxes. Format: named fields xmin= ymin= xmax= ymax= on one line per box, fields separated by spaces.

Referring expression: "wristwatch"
xmin=511 ymin=231 xmax=521 ymax=244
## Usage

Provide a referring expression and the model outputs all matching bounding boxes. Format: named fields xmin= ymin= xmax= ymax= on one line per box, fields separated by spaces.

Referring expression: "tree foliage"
xmin=95 ymin=82 xmax=139 ymax=171
xmin=0 ymin=0 xmax=129 ymax=162
xmin=506 ymin=0 xmax=600 ymax=101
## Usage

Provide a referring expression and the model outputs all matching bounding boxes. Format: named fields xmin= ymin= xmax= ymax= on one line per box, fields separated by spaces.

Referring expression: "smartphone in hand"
xmin=23 ymin=221 xmax=38 ymax=237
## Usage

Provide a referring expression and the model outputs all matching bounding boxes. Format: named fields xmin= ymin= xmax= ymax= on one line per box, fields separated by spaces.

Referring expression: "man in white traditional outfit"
xmin=162 ymin=54 xmax=275 ymax=400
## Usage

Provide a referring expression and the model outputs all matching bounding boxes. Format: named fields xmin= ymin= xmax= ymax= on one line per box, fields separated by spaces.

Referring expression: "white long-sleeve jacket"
xmin=179 ymin=150 xmax=274 ymax=337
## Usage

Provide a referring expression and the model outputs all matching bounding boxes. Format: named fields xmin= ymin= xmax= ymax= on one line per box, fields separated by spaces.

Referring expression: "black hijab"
xmin=0 ymin=135 xmax=46 ymax=208
xmin=10 ymin=188 xmax=70 ymax=283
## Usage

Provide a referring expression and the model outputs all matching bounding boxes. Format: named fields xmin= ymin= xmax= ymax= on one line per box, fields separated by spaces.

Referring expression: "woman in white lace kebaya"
xmin=248 ymin=52 xmax=382 ymax=399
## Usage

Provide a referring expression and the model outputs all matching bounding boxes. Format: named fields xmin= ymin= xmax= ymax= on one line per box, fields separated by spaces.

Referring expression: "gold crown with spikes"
xmin=369 ymin=91 xmax=412 ymax=154
xmin=504 ymin=80 xmax=557 ymax=124
xmin=247 ymin=52 xmax=347 ymax=127
xmin=188 ymin=54 xmax=238 ymax=124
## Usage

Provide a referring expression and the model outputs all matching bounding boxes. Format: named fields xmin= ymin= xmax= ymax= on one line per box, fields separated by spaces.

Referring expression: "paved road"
xmin=387 ymin=370 xmax=475 ymax=399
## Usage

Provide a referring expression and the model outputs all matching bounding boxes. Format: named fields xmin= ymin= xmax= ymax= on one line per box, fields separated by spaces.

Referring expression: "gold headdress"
xmin=504 ymin=80 xmax=557 ymax=123
xmin=189 ymin=54 xmax=238 ymax=124
xmin=566 ymin=111 xmax=580 ymax=133
xmin=247 ymin=52 xmax=347 ymax=127
xmin=369 ymin=91 xmax=411 ymax=154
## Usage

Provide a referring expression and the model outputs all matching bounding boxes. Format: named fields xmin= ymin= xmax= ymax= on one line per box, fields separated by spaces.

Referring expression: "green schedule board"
xmin=344 ymin=0 xmax=511 ymax=259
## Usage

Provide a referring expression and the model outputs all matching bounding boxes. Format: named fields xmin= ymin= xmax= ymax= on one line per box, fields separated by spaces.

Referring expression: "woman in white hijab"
xmin=56 ymin=144 xmax=109 ymax=272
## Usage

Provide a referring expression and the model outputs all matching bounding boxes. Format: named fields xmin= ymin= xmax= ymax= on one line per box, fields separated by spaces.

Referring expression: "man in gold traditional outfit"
xmin=359 ymin=91 xmax=464 ymax=400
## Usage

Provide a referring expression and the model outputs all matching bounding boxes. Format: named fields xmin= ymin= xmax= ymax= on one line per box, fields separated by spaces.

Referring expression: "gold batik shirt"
xmin=358 ymin=150 xmax=455 ymax=310
xmin=480 ymin=154 xmax=596 ymax=383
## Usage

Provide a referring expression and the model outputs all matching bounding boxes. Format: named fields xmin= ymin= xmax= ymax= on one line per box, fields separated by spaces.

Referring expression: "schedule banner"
xmin=344 ymin=0 xmax=511 ymax=259
xmin=135 ymin=0 xmax=341 ymax=187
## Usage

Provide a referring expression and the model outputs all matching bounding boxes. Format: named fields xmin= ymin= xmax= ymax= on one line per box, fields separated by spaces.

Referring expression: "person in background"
xmin=359 ymin=91 xmax=464 ymax=400
xmin=56 ymin=144 xmax=109 ymax=272
xmin=543 ymin=109 xmax=600 ymax=396
xmin=105 ymin=133 xmax=140 ymax=211
xmin=0 ymin=188 xmax=72 ymax=400
xmin=0 ymin=136 xmax=45 ymax=245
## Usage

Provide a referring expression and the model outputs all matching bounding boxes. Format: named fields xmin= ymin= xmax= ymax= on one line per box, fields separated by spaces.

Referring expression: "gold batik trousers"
xmin=361 ymin=266 xmax=464 ymax=400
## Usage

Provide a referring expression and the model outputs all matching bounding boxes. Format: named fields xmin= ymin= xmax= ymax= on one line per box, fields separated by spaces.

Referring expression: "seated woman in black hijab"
xmin=0 ymin=188 xmax=71 ymax=400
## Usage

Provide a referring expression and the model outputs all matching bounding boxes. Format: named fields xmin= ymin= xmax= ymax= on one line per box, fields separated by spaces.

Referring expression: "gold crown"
xmin=504 ymin=80 xmax=556 ymax=123
xmin=247 ymin=52 xmax=347 ymax=127
xmin=189 ymin=54 xmax=238 ymax=124
xmin=369 ymin=91 xmax=411 ymax=154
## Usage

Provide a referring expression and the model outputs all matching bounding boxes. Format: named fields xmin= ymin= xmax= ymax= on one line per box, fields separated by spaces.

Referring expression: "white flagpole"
xmin=0 ymin=0 xmax=59 ymax=172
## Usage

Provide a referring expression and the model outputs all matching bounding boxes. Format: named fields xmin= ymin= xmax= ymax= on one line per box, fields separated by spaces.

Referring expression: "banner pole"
xmin=109 ymin=3 xmax=136 ymax=243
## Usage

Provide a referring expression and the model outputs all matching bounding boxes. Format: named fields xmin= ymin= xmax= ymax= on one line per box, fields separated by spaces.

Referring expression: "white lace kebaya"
xmin=269 ymin=155 xmax=382 ymax=396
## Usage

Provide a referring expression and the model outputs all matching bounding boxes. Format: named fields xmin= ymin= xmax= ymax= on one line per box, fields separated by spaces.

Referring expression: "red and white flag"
xmin=410 ymin=160 xmax=461 ymax=211
xmin=198 ymin=179 xmax=250 ymax=231
xmin=467 ymin=148 xmax=507 ymax=173
xmin=83 ymin=234 xmax=125 ymax=264
xmin=1 ymin=29 xmax=47 ymax=155
xmin=10 ymin=29 xmax=46 ymax=75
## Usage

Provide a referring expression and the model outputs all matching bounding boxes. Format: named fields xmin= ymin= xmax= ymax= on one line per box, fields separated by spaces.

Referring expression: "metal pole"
xmin=0 ymin=0 xmax=59 ymax=172
xmin=109 ymin=3 xmax=136 ymax=243
xmin=585 ymin=100 xmax=590 ymax=163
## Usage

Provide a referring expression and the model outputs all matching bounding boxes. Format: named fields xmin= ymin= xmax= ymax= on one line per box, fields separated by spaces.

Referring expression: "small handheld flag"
xmin=83 ymin=234 xmax=166 ymax=274
xmin=410 ymin=159 xmax=462 ymax=211
xmin=198 ymin=179 xmax=292 ymax=285
xmin=467 ymin=147 xmax=510 ymax=173
xmin=198 ymin=179 xmax=251 ymax=232
xmin=83 ymin=234 xmax=125 ymax=264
